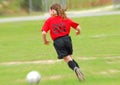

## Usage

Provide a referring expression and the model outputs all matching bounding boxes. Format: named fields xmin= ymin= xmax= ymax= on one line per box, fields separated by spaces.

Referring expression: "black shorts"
xmin=53 ymin=35 xmax=73 ymax=59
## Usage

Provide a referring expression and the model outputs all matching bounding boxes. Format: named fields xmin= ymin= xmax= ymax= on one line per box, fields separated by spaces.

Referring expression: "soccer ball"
xmin=26 ymin=71 xmax=41 ymax=84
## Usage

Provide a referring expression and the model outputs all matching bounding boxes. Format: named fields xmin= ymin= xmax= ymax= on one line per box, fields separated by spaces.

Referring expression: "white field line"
xmin=104 ymin=56 xmax=120 ymax=59
xmin=0 ymin=56 xmax=120 ymax=66
xmin=105 ymin=56 xmax=120 ymax=64
xmin=106 ymin=61 xmax=120 ymax=64
xmin=16 ymin=75 xmax=64 ymax=82
xmin=78 ymin=57 xmax=97 ymax=60
xmin=98 ymin=69 xmax=120 ymax=75
xmin=0 ymin=60 xmax=61 ymax=65
xmin=0 ymin=57 xmax=96 ymax=66
xmin=43 ymin=75 xmax=63 ymax=81
xmin=91 ymin=34 xmax=120 ymax=39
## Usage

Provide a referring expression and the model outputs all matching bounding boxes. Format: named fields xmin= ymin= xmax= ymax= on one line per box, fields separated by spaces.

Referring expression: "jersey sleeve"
xmin=41 ymin=19 xmax=50 ymax=33
xmin=69 ymin=19 xmax=79 ymax=29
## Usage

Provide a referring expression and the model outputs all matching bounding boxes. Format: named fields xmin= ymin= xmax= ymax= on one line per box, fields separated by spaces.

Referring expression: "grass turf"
xmin=0 ymin=14 xmax=120 ymax=85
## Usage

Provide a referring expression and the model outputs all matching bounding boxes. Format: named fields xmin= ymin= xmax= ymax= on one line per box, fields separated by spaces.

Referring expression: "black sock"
xmin=73 ymin=59 xmax=80 ymax=68
xmin=68 ymin=61 xmax=76 ymax=71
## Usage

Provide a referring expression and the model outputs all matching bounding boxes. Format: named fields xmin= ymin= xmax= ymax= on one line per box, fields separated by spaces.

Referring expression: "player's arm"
xmin=75 ymin=25 xmax=81 ymax=35
xmin=42 ymin=31 xmax=50 ymax=45
xmin=69 ymin=18 xmax=81 ymax=35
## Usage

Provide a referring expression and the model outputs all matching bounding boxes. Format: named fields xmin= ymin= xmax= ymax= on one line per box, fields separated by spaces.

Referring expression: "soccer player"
xmin=41 ymin=3 xmax=85 ymax=81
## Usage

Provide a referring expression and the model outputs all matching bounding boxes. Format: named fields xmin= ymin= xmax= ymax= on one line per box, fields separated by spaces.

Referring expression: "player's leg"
xmin=73 ymin=59 xmax=80 ymax=68
xmin=63 ymin=36 xmax=85 ymax=81
xmin=63 ymin=55 xmax=76 ymax=70
xmin=53 ymin=36 xmax=85 ymax=80
xmin=69 ymin=55 xmax=80 ymax=68
xmin=63 ymin=55 xmax=85 ymax=81
xmin=74 ymin=66 xmax=85 ymax=81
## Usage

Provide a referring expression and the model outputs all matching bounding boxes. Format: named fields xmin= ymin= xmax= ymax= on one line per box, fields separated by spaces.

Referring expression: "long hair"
xmin=50 ymin=3 xmax=67 ymax=19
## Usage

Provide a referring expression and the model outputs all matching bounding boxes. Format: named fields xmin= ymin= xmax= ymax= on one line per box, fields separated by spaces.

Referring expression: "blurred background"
xmin=0 ymin=0 xmax=120 ymax=17
xmin=0 ymin=1 xmax=120 ymax=85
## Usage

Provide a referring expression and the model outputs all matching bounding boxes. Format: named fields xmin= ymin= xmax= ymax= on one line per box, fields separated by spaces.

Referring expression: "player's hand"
xmin=44 ymin=40 xmax=50 ymax=45
xmin=75 ymin=26 xmax=81 ymax=35
xmin=76 ymin=30 xmax=80 ymax=35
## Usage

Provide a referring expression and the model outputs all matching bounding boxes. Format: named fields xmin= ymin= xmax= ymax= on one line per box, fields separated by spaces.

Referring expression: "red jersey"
xmin=42 ymin=16 xmax=79 ymax=40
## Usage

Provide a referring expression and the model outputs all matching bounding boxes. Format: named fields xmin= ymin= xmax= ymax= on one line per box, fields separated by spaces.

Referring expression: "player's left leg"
xmin=69 ymin=55 xmax=80 ymax=68
xmin=63 ymin=55 xmax=85 ymax=81
xmin=63 ymin=55 xmax=76 ymax=70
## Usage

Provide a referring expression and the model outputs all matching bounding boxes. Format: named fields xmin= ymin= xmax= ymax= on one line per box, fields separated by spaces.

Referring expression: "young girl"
xmin=41 ymin=3 xmax=84 ymax=81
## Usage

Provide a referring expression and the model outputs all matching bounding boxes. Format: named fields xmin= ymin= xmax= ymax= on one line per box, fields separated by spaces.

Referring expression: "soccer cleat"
xmin=74 ymin=67 xmax=85 ymax=81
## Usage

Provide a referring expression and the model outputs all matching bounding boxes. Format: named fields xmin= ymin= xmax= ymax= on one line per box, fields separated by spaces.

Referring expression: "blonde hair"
xmin=50 ymin=3 xmax=67 ymax=19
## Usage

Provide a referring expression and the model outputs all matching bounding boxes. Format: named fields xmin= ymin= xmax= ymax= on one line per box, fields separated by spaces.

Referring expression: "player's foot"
xmin=74 ymin=67 xmax=85 ymax=81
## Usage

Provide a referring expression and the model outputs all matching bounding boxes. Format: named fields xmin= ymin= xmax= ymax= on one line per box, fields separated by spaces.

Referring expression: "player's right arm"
xmin=68 ymin=18 xmax=81 ymax=35
xmin=41 ymin=18 xmax=51 ymax=45
xmin=42 ymin=31 xmax=50 ymax=45
xmin=75 ymin=25 xmax=81 ymax=35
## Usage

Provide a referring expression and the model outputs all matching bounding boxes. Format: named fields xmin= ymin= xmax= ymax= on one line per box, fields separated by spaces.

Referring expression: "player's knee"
xmin=63 ymin=55 xmax=73 ymax=63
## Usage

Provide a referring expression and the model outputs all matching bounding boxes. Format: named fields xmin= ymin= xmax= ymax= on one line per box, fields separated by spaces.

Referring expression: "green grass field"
xmin=0 ymin=14 xmax=120 ymax=85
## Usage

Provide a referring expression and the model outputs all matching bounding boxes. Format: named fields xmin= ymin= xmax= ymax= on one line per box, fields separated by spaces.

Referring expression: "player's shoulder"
xmin=66 ymin=17 xmax=72 ymax=21
xmin=63 ymin=17 xmax=73 ymax=22
xmin=46 ymin=17 xmax=53 ymax=21
xmin=44 ymin=17 xmax=53 ymax=23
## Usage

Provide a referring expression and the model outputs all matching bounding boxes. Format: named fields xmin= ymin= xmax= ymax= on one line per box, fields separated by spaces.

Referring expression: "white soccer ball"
xmin=26 ymin=71 xmax=41 ymax=84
